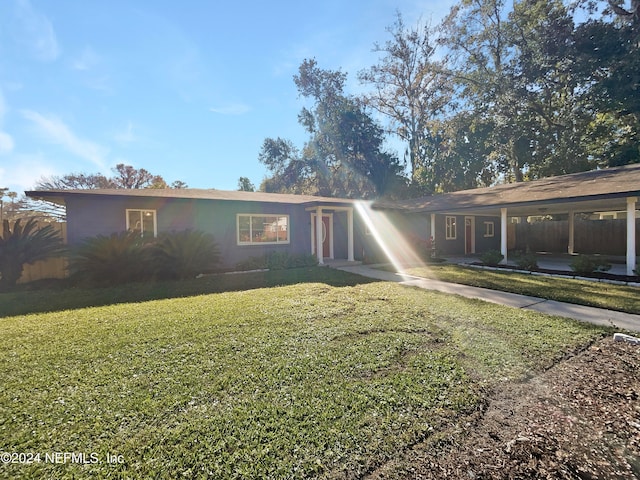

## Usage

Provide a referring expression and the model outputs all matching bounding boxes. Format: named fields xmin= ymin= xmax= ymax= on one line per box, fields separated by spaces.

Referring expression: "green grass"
xmin=0 ymin=267 xmax=375 ymax=318
xmin=0 ymin=269 xmax=605 ymax=479
xmin=400 ymin=264 xmax=640 ymax=314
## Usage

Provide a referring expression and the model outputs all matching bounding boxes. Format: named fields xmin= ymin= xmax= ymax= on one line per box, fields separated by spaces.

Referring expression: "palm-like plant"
xmin=152 ymin=230 xmax=220 ymax=279
xmin=70 ymin=231 xmax=152 ymax=286
xmin=0 ymin=218 xmax=65 ymax=290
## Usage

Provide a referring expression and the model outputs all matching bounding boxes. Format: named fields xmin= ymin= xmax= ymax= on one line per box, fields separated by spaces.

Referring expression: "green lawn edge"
xmin=398 ymin=264 xmax=640 ymax=315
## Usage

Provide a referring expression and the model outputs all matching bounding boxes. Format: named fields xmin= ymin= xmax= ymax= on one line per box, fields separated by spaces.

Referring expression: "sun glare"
xmin=355 ymin=201 xmax=427 ymax=278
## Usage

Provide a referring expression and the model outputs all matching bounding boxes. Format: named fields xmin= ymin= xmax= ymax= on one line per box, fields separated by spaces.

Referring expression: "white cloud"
xmin=14 ymin=0 xmax=60 ymax=62
xmin=0 ymin=132 xmax=14 ymax=155
xmin=0 ymin=153 xmax=57 ymax=192
xmin=21 ymin=110 xmax=108 ymax=168
xmin=0 ymin=90 xmax=14 ymax=155
xmin=72 ymin=45 xmax=100 ymax=71
xmin=114 ymin=120 xmax=137 ymax=145
xmin=209 ymin=104 xmax=251 ymax=115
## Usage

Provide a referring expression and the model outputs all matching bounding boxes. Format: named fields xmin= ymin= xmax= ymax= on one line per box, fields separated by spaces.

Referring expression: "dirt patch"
xmin=368 ymin=336 xmax=640 ymax=479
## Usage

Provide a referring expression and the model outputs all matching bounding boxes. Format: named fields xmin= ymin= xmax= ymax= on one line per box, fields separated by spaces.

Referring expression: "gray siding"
xmin=65 ymin=196 xmax=316 ymax=268
xmin=430 ymin=214 xmax=500 ymax=256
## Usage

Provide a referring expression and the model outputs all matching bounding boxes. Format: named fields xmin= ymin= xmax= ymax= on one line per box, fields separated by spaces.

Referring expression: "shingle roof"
xmin=25 ymin=188 xmax=358 ymax=206
xmin=25 ymin=164 xmax=640 ymax=214
xmin=374 ymin=164 xmax=640 ymax=213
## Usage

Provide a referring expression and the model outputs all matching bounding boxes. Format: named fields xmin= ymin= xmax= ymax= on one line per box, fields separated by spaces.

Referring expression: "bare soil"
xmin=368 ymin=336 xmax=640 ymax=479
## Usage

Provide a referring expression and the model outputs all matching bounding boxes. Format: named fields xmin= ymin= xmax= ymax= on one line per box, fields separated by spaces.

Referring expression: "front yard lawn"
xmin=400 ymin=264 xmax=640 ymax=315
xmin=0 ymin=269 xmax=605 ymax=478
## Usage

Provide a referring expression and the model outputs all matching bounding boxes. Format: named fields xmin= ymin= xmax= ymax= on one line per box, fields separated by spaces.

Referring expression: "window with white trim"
xmin=237 ymin=214 xmax=289 ymax=245
xmin=126 ymin=209 xmax=157 ymax=238
xmin=484 ymin=221 xmax=495 ymax=237
xmin=445 ymin=216 xmax=457 ymax=240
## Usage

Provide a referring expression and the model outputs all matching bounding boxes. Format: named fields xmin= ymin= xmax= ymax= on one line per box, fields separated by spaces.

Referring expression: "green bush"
xmin=152 ymin=230 xmax=220 ymax=279
xmin=71 ymin=230 xmax=221 ymax=285
xmin=515 ymin=252 xmax=538 ymax=271
xmin=71 ymin=231 xmax=152 ymax=286
xmin=235 ymin=251 xmax=318 ymax=271
xmin=0 ymin=218 xmax=65 ymax=290
xmin=480 ymin=249 xmax=504 ymax=266
xmin=569 ymin=255 xmax=611 ymax=275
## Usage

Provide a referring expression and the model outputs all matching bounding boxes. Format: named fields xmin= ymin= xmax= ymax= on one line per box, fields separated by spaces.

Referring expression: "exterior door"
xmin=465 ymin=217 xmax=475 ymax=254
xmin=312 ymin=214 xmax=331 ymax=258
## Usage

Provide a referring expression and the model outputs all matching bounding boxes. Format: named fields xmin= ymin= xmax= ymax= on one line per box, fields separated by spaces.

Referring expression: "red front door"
xmin=465 ymin=218 xmax=473 ymax=254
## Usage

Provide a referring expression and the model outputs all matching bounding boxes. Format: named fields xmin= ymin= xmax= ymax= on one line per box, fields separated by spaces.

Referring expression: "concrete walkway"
xmin=335 ymin=264 xmax=640 ymax=333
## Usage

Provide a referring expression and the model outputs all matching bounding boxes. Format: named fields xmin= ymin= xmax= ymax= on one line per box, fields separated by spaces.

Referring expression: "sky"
xmin=0 ymin=0 xmax=454 ymax=196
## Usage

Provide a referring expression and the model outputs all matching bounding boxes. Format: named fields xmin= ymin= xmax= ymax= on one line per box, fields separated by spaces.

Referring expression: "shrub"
xmin=515 ymin=252 xmax=538 ymax=271
xmin=71 ymin=229 xmax=221 ymax=285
xmin=70 ymin=231 xmax=153 ymax=286
xmin=480 ymin=249 xmax=504 ymax=266
xmin=569 ymin=255 xmax=612 ymax=275
xmin=151 ymin=230 xmax=220 ymax=279
xmin=0 ymin=218 xmax=65 ymax=290
xmin=235 ymin=252 xmax=318 ymax=271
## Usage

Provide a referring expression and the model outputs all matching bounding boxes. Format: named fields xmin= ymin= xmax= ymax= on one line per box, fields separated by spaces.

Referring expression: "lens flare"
xmin=355 ymin=201 xmax=427 ymax=278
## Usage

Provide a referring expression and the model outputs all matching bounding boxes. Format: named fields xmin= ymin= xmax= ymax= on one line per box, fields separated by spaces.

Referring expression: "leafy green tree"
xmin=258 ymin=137 xmax=316 ymax=194
xmin=237 ymin=177 xmax=256 ymax=192
xmin=573 ymin=1 xmax=640 ymax=166
xmin=414 ymin=113 xmax=497 ymax=192
xmin=441 ymin=0 xmax=528 ymax=182
xmin=0 ymin=218 xmax=65 ymax=290
xmin=170 ymin=180 xmax=189 ymax=189
xmin=440 ymin=0 xmax=613 ymax=181
xmin=260 ymin=59 xmax=404 ymax=198
xmin=358 ymin=13 xmax=453 ymax=188
xmin=508 ymin=0 xmax=596 ymax=178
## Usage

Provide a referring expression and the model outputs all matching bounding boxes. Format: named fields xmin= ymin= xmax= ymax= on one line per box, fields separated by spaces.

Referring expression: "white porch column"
xmin=568 ymin=210 xmax=575 ymax=255
xmin=315 ymin=207 xmax=324 ymax=265
xmin=347 ymin=208 xmax=354 ymax=262
xmin=627 ymin=197 xmax=637 ymax=276
xmin=500 ymin=208 xmax=508 ymax=264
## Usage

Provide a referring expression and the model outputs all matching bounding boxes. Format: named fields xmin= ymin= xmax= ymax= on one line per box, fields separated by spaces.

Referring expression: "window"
xmin=126 ymin=209 xmax=157 ymax=238
xmin=483 ymin=221 xmax=495 ymax=237
xmin=445 ymin=216 xmax=457 ymax=240
xmin=237 ymin=214 xmax=289 ymax=245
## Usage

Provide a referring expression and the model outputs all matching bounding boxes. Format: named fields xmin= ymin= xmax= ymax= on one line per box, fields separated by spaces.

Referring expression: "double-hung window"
xmin=445 ymin=216 xmax=457 ymax=240
xmin=237 ymin=214 xmax=289 ymax=245
xmin=484 ymin=221 xmax=495 ymax=237
xmin=126 ymin=209 xmax=157 ymax=238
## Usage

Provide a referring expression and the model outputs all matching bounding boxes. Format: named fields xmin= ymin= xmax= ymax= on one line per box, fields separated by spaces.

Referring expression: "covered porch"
xmin=375 ymin=165 xmax=640 ymax=277
xmin=306 ymin=205 xmax=355 ymax=265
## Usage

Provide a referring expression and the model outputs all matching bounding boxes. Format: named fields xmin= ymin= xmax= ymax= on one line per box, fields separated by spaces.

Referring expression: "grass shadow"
xmin=0 ymin=267 xmax=380 ymax=318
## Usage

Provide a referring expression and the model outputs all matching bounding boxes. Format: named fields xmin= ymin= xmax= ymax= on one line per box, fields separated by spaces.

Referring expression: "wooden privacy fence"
xmin=514 ymin=218 xmax=640 ymax=255
xmin=17 ymin=222 xmax=68 ymax=284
